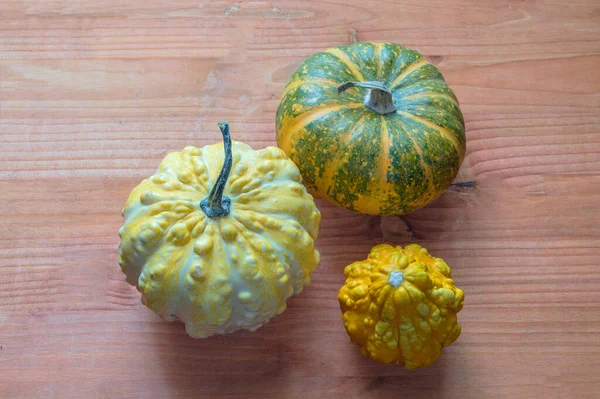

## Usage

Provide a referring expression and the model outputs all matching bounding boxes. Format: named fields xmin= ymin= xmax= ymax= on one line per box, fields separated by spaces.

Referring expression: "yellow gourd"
xmin=118 ymin=122 xmax=321 ymax=338
xmin=338 ymin=244 xmax=464 ymax=369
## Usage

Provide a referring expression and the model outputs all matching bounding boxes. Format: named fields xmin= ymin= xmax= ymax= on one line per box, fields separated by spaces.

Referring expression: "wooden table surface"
xmin=1 ymin=1 xmax=599 ymax=398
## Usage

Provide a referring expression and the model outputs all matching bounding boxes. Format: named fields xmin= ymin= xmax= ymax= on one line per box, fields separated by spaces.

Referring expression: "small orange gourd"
xmin=338 ymin=244 xmax=464 ymax=369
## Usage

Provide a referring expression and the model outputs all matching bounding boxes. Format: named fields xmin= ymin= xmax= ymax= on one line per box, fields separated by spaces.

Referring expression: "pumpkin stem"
xmin=337 ymin=81 xmax=396 ymax=115
xmin=200 ymin=121 xmax=232 ymax=218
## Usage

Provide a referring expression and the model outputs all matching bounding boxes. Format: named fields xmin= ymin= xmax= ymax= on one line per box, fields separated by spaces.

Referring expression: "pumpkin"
xmin=338 ymin=244 xmax=464 ymax=369
xmin=118 ymin=122 xmax=321 ymax=338
xmin=276 ymin=42 xmax=466 ymax=215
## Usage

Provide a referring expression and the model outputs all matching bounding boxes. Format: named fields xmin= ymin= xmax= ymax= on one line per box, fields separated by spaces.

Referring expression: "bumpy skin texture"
xmin=118 ymin=142 xmax=321 ymax=338
xmin=338 ymin=244 xmax=464 ymax=369
xmin=276 ymin=42 xmax=466 ymax=215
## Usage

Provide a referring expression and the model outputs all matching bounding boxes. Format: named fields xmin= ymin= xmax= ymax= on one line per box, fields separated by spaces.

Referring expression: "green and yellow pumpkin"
xmin=276 ymin=42 xmax=465 ymax=215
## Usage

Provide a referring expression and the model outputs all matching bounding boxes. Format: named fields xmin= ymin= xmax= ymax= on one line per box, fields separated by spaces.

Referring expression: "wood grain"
xmin=1 ymin=0 xmax=599 ymax=398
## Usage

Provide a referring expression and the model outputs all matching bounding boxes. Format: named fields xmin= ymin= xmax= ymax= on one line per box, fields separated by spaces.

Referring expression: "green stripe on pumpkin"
xmin=331 ymin=43 xmax=379 ymax=82
xmin=376 ymin=43 xmax=403 ymax=81
xmin=394 ymin=78 xmax=459 ymax=100
xmin=399 ymin=98 xmax=466 ymax=147
xmin=276 ymin=78 xmax=362 ymax=128
xmin=382 ymin=118 xmax=433 ymax=214
xmin=325 ymin=48 xmax=366 ymax=81
xmin=328 ymin=113 xmax=383 ymax=209
xmin=286 ymin=51 xmax=360 ymax=85
xmin=390 ymin=112 xmax=461 ymax=193
xmin=386 ymin=48 xmax=425 ymax=86
xmin=396 ymin=110 xmax=465 ymax=161
xmin=289 ymin=107 xmax=366 ymax=188
xmin=391 ymin=63 xmax=445 ymax=91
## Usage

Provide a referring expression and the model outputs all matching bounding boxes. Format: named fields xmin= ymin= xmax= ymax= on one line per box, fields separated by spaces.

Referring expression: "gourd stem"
xmin=338 ymin=81 xmax=396 ymax=115
xmin=200 ymin=121 xmax=232 ymax=218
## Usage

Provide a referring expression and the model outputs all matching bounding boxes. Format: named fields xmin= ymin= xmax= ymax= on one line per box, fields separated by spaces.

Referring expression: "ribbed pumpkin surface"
xmin=276 ymin=42 xmax=466 ymax=215
xmin=338 ymin=244 xmax=464 ymax=369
